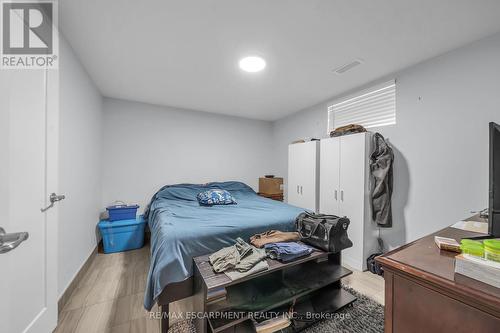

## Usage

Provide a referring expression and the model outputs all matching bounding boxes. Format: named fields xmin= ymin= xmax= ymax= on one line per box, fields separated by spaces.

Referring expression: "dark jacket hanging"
xmin=370 ymin=133 xmax=394 ymax=227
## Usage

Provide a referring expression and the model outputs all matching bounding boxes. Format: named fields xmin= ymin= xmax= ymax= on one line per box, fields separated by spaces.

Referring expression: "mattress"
xmin=143 ymin=181 xmax=304 ymax=310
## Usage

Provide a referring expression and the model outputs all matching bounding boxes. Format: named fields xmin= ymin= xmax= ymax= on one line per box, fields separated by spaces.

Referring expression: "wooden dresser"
xmin=376 ymin=227 xmax=500 ymax=333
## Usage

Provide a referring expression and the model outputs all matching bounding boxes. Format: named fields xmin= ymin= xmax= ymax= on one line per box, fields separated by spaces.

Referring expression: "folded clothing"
xmin=225 ymin=260 xmax=269 ymax=281
xmin=264 ymin=242 xmax=313 ymax=263
xmin=250 ymin=230 xmax=300 ymax=248
xmin=209 ymin=237 xmax=252 ymax=273
xmin=209 ymin=238 xmax=268 ymax=273
xmin=234 ymin=247 xmax=266 ymax=272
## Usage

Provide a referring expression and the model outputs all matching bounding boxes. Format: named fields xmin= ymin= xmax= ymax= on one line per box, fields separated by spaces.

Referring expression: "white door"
xmin=319 ymin=137 xmax=340 ymax=215
xmin=287 ymin=143 xmax=302 ymax=207
xmin=288 ymin=142 xmax=317 ymax=211
xmin=339 ymin=133 xmax=366 ymax=271
xmin=0 ymin=68 xmax=59 ymax=332
xmin=299 ymin=141 xmax=318 ymax=212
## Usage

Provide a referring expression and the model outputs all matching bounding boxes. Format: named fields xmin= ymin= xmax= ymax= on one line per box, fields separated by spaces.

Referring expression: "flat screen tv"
xmin=489 ymin=122 xmax=500 ymax=237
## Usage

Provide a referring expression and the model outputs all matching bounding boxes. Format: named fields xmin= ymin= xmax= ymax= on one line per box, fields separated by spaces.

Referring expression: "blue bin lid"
xmin=98 ymin=215 xmax=145 ymax=228
xmin=106 ymin=204 xmax=140 ymax=211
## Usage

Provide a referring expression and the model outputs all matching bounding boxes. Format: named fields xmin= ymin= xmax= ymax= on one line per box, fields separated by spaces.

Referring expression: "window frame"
xmin=327 ymin=80 xmax=396 ymax=134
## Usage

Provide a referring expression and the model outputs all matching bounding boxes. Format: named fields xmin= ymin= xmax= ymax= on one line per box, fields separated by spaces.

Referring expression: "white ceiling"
xmin=60 ymin=0 xmax=500 ymax=121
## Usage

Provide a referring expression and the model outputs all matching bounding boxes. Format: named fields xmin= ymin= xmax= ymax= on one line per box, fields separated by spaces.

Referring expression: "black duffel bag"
xmin=295 ymin=212 xmax=353 ymax=253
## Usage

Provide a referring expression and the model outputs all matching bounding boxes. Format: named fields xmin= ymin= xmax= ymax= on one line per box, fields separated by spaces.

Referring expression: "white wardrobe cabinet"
xmin=319 ymin=137 xmax=341 ymax=215
xmin=287 ymin=141 xmax=319 ymax=212
xmin=319 ymin=133 xmax=378 ymax=271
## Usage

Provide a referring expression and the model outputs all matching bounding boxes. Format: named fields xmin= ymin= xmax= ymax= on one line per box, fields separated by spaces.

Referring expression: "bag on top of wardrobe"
xmin=330 ymin=124 xmax=366 ymax=137
xmin=295 ymin=212 xmax=353 ymax=253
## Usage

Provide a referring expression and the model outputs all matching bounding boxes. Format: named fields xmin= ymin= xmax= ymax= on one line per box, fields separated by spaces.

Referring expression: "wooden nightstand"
xmin=258 ymin=177 xmax=284 ymax=201
xmin=257 ymin=192 xmax=284 ymax=202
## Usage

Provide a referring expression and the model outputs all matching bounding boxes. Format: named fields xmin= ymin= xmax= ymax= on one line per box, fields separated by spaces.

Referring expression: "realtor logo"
xmin=1 ymin=0 xmax=58 ymax=69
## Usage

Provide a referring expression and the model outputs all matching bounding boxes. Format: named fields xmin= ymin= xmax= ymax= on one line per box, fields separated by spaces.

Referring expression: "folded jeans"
xmin=264 ymin=242 xmax=313 ymax=263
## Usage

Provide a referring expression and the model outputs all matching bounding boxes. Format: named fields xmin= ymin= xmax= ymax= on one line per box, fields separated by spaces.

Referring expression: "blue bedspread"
xmin=143 ymin=181 xmax=304 ymax=310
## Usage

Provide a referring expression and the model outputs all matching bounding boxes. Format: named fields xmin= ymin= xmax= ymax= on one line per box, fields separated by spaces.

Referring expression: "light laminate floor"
xmin=54 ymin=246 xmax=384 ymax=333
xmin=342 ymin=264 xmax=385 ymax=305
xmin=55 ymin=246 xmax=160 ymax=333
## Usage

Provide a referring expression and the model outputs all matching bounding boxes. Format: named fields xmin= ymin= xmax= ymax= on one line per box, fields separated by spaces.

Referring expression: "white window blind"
xmin=328 ymin=80 xmax=396 ymax=133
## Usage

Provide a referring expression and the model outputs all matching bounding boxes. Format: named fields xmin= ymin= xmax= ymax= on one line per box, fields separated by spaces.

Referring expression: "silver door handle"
xmin=0 ymin=227 xmax=29 ymax=254
xmin=341 ymin=190 xmax=344 ymax=201
xmin=296 ymin=185 xmax=299 ymax=194
xmin=41 ymin=193 xmax=66 ymax=212
xmin=300 ymin=186 xmax=303 ymax=195
xmin=334 ymin=190 xmax=338 ymax=200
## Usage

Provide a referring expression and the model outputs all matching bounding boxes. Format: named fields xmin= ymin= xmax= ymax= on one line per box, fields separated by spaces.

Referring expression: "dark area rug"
xmin=167 ymin=286 xmax=384 ymax=333
xmin=302 ymin=286 xmax=384 ymax=333
xmin=167 ymin=319 xmax=197 ymax=333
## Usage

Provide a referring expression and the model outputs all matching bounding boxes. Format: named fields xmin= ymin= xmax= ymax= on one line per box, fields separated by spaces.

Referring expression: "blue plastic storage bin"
xmin=106 ymin=204 xmax=139 ymax=221
xmin=98 ymin=216 xmax=145 ymax=253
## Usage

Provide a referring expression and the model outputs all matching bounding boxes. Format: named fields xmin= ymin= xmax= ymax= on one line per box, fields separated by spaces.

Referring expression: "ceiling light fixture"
xmin=239 ymin=56 xmax=266 ymax=73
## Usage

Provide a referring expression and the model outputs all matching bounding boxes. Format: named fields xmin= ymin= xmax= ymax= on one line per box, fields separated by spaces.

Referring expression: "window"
xmin=327 ymin=80 xmax=396 ymax=133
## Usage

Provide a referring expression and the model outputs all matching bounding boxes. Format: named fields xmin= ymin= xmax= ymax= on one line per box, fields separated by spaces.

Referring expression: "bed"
xmin=143 ymin=181 xmax=305 ymax=313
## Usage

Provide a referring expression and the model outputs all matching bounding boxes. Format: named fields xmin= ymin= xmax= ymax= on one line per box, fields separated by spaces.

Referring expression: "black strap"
xmin=297 ymin=214 xmax=327 ymax=239
xmin=303 ymin=211 xmax=340 ymax=219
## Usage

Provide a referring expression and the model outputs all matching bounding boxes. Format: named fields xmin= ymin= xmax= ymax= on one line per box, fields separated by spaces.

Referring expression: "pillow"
xmin=197 ymin=189 xmax=237 ymax=206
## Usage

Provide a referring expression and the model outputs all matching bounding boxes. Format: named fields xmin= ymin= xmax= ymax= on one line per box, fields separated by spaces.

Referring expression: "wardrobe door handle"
xmin=334 ymin=190 xmax=338 ymax=200
xmin=341 ymin=190 xmax=344 ymax=202
xmin=297 ymin=185 xmax=299 ymax=194
xmin=300 ymin=186 xmax=303 ymax=195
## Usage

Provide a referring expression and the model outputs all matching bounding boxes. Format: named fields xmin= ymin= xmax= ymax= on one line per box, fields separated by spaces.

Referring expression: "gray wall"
xmin=58 ymin=36 xmax=103 ymax=296
xmin=272 ymin=32 xmax=500 ymax=249
xmin=101 ymin=98 xmax=275 ymax=211
xmin=57 ymin=31 xmax=500 ymax=293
